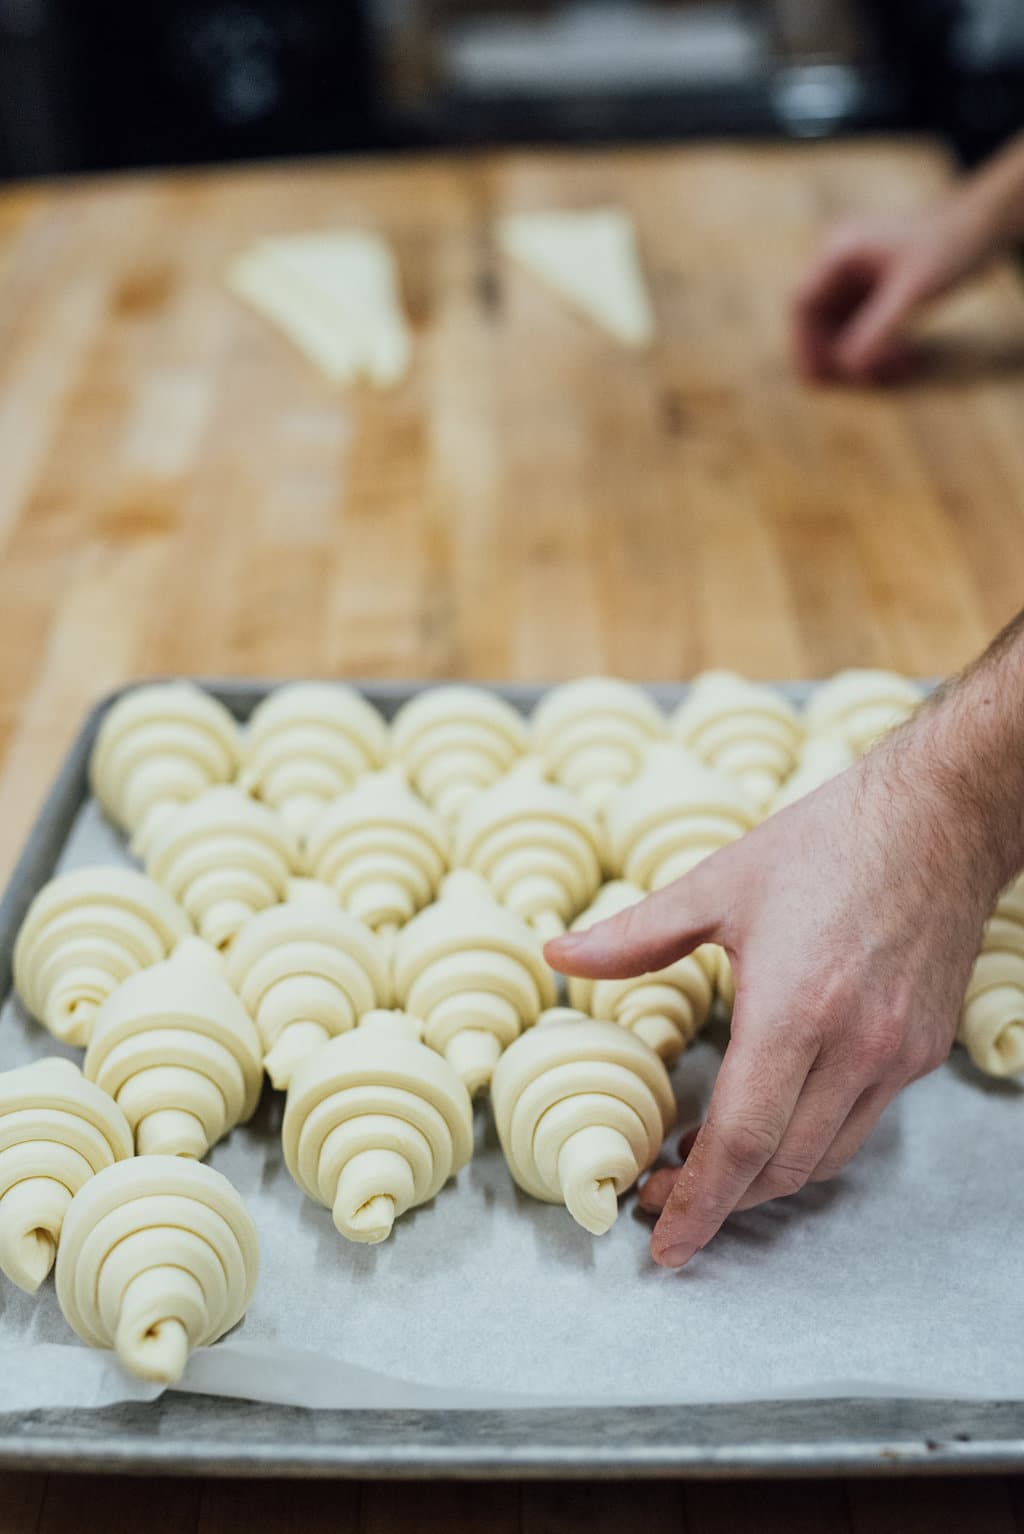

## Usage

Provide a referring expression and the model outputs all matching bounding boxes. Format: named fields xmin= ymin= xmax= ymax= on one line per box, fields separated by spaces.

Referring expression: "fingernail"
xmin=543 ymin=933 xmax=579 ymax=966
xmin=653 ymin=1243 xmax=692 ymax=1269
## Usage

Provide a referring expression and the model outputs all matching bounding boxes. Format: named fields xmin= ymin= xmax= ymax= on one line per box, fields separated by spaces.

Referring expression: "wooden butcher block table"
xmin=0 ymin=138 xmax=1023 ymax=1531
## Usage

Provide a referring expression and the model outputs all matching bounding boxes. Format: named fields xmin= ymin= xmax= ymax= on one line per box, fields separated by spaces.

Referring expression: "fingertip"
xmin=542 ymin=932 xmax=579 ymax=972
xmin=651 ymin=1237 xmax=694 ymax=1270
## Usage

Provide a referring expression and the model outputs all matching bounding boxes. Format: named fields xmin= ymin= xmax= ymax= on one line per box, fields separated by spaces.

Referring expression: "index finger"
xmin=650 ymin=1022 xmax=818 ymax=1268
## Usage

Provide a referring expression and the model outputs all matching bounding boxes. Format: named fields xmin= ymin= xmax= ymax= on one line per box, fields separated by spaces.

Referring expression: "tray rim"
xmin=0 ymin=675 xmax=1020 ymax=1480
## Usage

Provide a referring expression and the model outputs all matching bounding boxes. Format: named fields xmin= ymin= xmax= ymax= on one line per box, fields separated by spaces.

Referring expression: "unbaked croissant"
xmin=304 ymin=767 xmax=448 ymax=933
xmin=568 ymin=881 xmax=716 ymax=1063
xmin=55 ymin=1157 xmax=259 ymax=1386
xmin=530 ymin=677 xmax=666 ymax=813
xmin=454 ymin=758 xmax=604 ymax=940
xmin=13 ymin=867 xmax=190 ymax=1047
xmin=225 ymin=878 xmax=391 ymax=1089
xmin=958 ymin=875 xmax=1024 ymax=1078
xmin=0 ymin=1058 xmax=133 ymax=1294
xmin=84 ymin=937 xmax=263 ymax=1158
xmin=804 ymin=669 xmax=922 ymax=756
xmin=240 ymin=682 xmax=389 ymax=839
xmin=393 ymin=870 xmax=557 ymax=1094
xmin=771 ymin=734 xmax=854 ymax=813
xmin=90 ymin=683 xmax=240 ymax=854
xmin=145 ymin=785 xmax=298 ymax=949
xmin=391 ymin=685 xmax=528 ymax=822
xmin=670 ymin=671 xmax=803 ymax=813
xmin=605 ymin=744 xmax=758 ymax=889
xmin=491 ymin=1008 xmax=674 ymax=1235
xmin=282 ymin=1009 xmax=473 ymax=1244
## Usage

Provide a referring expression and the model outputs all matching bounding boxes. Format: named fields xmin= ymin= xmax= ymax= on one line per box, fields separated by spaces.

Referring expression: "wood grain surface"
xmin=0 ymin=137 xmax=1022 ymax=1527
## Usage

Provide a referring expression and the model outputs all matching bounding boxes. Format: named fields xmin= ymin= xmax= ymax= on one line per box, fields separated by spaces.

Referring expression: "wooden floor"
xmin=1 ymin=1473 xmax=1024 ymax=1532
xmin=0 ymin=137 xmax=1023 ymax=1524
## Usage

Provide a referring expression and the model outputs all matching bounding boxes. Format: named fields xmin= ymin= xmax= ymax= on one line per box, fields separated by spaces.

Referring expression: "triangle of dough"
xmin=227 ymin=232 xmax=411 ymax=388
xmin=497 ymin=208 xmax=654 ymax=349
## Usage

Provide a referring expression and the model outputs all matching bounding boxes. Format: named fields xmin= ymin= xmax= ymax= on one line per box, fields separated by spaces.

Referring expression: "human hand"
xmin=544 ymin=745 xmax=999 ymax=1268
xmin=792 ymin=205 xmax=994 ymax=384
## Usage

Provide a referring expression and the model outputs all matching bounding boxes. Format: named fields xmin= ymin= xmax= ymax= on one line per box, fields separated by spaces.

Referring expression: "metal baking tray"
xmin=0 ymin=678 xmax=1021 ymax=1480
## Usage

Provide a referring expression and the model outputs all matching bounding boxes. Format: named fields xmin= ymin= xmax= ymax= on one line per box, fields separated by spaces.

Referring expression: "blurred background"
xmin=1 ymin=0 xmax=1023 ymax=182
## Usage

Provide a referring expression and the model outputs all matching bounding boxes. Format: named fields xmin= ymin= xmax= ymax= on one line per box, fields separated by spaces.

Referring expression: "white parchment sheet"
xmin=0 ymin=799 xmax=1021 ymax=1413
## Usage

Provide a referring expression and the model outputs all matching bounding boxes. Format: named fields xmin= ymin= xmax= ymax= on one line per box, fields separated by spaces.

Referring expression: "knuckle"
xmin=717 ymin=1116 xmax=781 ymax=1173
xmin=758 ymin=1156 xmax=814 ymax=1200
xmin=857 ymin=1016 xmax=905 ymax=1071
xmin=905 ymin=1039 xmax=949 ymax=1083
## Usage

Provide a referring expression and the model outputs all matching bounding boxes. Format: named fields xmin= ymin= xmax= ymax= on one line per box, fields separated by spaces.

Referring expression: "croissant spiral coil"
xmin=55 ymin=1156 xmax=259 ymax=1385
xmin=491 ymin=1009 xmax=674 ymax=1235
xmin=240 ymin=683 xmax=389 ymax=839
xmin=392 ymin=685 xmax=528 ymax=822
xmin=568 ymin=881 xmax=716 ymax=1062
xmin=13 ymin=867 xmax=190 ymax=1047
xmin=393 ymin=870 xmax=557 ymax=1094
xmin=454 ymin=758 xmax=604 ymax=940
xmin=145 ymin=785 xmax=298 ymax=949
xmin=959 ymin=875 xmax=1024 ymax=1078
xmin=804 ymin=669 xmax=922 ymax=757
xmin=530 ymin=677 xmax=666 ymax=813
xmin=671 ymin=671 xmax=803 ymax=813
xmin=0 ymin=1058 xmax=133 ymax=1294
xmin=283 ymin=1010 xmax=473 ymax=1244
xmin=304 ymin=768 xmax=448 ymax=933
xmin=226 ymin=879 xmax=390 ymax=1089
xmin=84 ymin=938 xmax=263 ymax=1158
xmin=90 ymin=683 xmax=240 ymax=854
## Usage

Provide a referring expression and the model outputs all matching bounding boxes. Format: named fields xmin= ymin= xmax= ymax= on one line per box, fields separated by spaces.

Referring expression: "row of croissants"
xmin=2 ymin=672 xmax=1021 ymax=1391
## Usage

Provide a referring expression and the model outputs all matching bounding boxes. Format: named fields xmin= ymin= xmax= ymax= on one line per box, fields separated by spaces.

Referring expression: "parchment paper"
xmin=0 ymin=799 xmax=1021 ymax=1413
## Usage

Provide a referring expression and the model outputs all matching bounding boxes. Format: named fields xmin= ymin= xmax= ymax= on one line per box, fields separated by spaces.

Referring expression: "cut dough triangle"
xmin=497 ymin=208 xmax=654 ymax=348
xmin=227 ymin=231 xmax=411 ymax=388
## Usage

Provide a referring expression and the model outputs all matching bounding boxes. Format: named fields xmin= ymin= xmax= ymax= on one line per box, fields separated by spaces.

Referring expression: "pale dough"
xmin=391 ymin=686 xmax=528 ymax=823
xmin=13 ymin=867 xmax=190 ymax=1047
xmin=568 ymin=881 xmax=716 ymax=1063
xmin=55 ymin=1156 xmax=259 ymax=1385
xmin=282 ymin=1009 xmax=473 ymax=1244
xmin=90 ymin=683 xmax=240 ymax=856
xmin=605 ymin=744 xmax=758 ymax=889
xmin=240 ymin=683 xmax=389 ymax=841
xmin=804 ymin=669 xmax=922 ymax=757
xmin=959 ymin=874 xmax=1024 ymax=1078
xmin=225 ymin=878 xmax=391 ymax=1090
xmin=605 ymin=746 xmax=756 ymax=1008
xmin=490 ymin=1008 xmax=674 ymax=1235
xmin=530 ymin=677 xmax=666 ymax=815
xmin=671 ymin=671 xmax=803 ymax=814
xmin=303 ymin=767 xmax=449 ymax=934
xmin=497 ymin=208 xmax=655 ymax=348
xmin=228 ymin=232 xmax=412 ymax=388
xmin=84 ymin=937 xmax=263 ymax=1158
xmin=771 ymin=734 xmax=855 ymax=813
xmin=0 ymin=1058 xmax=133 ymax=1295
xmin=392 ymin=870 xmax=557 ymax=1095
xmin=454 ymin=758 xmax=604 ymax=940
xmin=144 ymin=785 xmax=298 ymax=950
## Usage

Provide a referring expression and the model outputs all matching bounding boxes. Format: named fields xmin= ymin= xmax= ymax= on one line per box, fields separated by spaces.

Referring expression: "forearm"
xmin=874 ymin=611 xmax=1024 ymax=904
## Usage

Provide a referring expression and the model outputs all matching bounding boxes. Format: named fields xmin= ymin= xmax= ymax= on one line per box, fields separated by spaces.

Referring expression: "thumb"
xmin=834 ymin=260 xmax=928 ymax=378
xmin=544 ymin=860 xmax=724 ymax=980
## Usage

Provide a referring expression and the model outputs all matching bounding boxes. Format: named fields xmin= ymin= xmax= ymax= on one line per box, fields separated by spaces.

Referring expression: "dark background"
xmin=0 ymin=0 xmax=1022 ymax=182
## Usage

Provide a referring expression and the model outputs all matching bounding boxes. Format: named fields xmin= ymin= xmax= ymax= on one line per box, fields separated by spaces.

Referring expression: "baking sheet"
xmin=1 ymin=765 xmax=1022 ymax=1417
